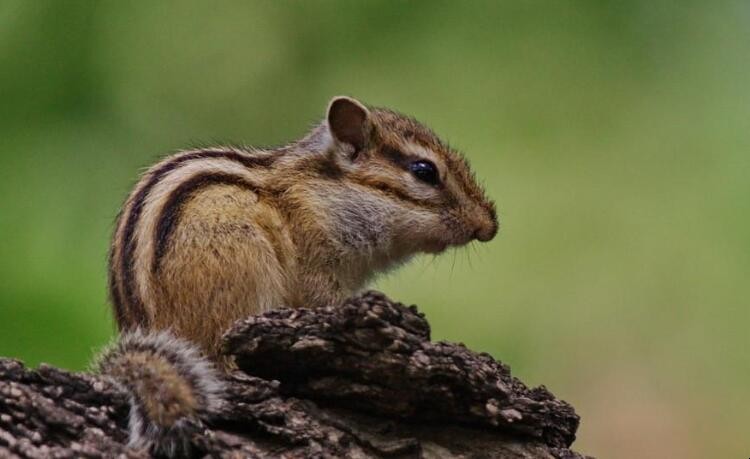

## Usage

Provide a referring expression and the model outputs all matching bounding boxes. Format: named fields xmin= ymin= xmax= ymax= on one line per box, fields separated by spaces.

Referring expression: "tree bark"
xmin=0 ymin=291 xmax=589 ymax=458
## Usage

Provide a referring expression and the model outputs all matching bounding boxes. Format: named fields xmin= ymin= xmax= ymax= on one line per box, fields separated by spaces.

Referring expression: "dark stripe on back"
xmin=152 ymin=172 xmax=260 ymax=274
xmin=108 ymin=210 xmax=127 ymax=329
xmin=118 ymin=149 xmax=277 ymax=329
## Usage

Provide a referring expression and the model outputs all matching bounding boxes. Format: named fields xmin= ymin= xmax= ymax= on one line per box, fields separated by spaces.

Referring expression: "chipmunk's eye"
xmin=409 ymin=160 xmax=440 ymax=186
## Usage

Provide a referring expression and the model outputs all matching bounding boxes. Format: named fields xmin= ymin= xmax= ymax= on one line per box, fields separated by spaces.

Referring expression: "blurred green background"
xmin=1 ymin=1 xmax=748 ymax=457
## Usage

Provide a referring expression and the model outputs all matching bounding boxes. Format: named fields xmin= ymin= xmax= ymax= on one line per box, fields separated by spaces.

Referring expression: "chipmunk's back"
xmin=108 ymin=148 xmax=292 ymax=355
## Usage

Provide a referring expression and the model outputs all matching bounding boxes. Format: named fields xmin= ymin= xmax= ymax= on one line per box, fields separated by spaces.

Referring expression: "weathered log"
xmin=0 ymin=292 xmax=588 ymax=458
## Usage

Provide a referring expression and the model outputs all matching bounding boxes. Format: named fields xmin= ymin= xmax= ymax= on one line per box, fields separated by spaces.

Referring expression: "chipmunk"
xmin=98 ymin=96 xmax=498 ymax=456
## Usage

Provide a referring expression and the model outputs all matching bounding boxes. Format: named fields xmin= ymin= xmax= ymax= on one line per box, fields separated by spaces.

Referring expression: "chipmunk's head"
xmin=324 ymin=96 xmax=498 ymax=256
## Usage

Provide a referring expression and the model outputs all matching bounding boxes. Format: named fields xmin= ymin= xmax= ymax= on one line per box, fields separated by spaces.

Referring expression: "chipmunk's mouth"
xmin=423 ymin=230 xmax=478 ymax=254
xmin=423 ymin=240 xmax=449 ymax=254
xmin=422 ymin=241 xmax=449 ymax=255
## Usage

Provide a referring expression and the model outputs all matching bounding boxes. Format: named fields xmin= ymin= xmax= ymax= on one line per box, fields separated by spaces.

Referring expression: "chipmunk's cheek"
xmin=409 ymin=213 xmax=449 ymax=254
xmin=438 ymin=211 xmax=472 ymax=247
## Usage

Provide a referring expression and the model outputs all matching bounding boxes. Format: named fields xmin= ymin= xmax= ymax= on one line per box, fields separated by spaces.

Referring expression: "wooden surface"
xmin=0 ymin=292 xmax=588 ymax=458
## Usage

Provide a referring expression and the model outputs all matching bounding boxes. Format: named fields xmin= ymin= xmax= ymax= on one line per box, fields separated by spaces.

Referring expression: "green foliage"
xmin=0 ymin=2 xmax=747 ymax=457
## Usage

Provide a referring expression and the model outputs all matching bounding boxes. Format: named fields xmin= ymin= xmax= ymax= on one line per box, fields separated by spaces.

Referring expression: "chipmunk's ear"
xmin=327 ymin=96 xmax=371 ymax=154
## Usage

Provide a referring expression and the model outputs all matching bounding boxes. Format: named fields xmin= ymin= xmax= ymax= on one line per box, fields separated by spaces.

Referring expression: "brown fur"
xmin=109 ymin=96 xmax=498 ymax=357
xmin=110 ymin=350 xmax=198 ymax=426
xmin=95 ymin=329 xmax=224 ymax=456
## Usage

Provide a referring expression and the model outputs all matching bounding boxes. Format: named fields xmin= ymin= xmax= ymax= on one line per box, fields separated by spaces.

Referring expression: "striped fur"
xmin=110 ymin=149 xmax=276 ymax=329
xmin=108 ymin=96 xmax=498 ymax=357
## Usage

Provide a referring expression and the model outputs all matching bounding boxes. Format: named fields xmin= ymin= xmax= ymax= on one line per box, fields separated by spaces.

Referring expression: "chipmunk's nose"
xmin=472 ymin=205 xmax=498 ymax=242
xmin=473 ymin=223 xmax=497 ymax=242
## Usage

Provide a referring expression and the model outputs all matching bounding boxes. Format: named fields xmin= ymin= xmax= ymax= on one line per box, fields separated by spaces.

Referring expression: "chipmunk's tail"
xmin=95 ymin=329 xmax=224 ymax=457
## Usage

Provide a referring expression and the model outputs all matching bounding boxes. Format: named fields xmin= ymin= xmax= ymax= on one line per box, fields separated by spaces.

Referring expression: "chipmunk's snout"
xmin=474 ymin=224 xmax=496 ymax=242
xmin=472 ymin=205 xmax=498 ymax=242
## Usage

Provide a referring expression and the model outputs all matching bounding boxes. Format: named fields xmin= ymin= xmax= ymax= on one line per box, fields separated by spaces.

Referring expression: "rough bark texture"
xmin=0 ymin=291 xmax=588 ymax=458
